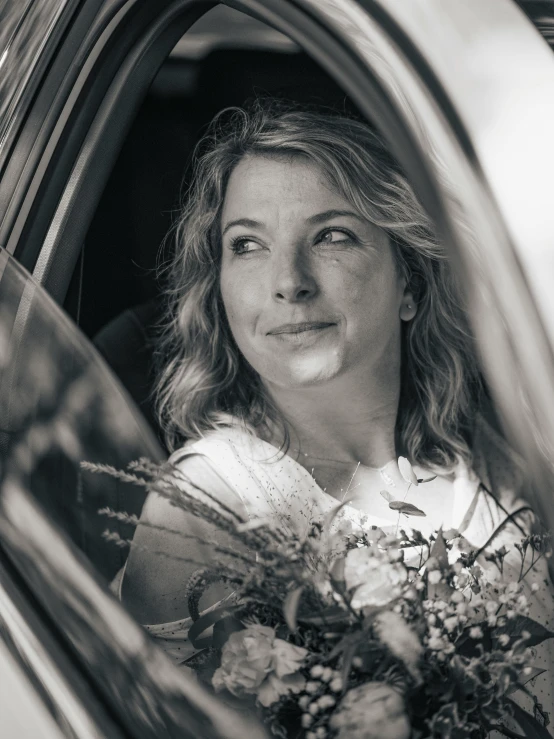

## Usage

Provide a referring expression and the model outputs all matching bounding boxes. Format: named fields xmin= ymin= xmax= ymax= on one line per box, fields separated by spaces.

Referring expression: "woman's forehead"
xmin=221 ymin=154 xmax=355 ymax=223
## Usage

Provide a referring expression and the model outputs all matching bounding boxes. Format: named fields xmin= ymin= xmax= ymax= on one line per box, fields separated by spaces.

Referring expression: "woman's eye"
xmin=317 ymin=229 xmax=354 ymax=245
xmin=229 ymin=237 xmax=262 ymax=255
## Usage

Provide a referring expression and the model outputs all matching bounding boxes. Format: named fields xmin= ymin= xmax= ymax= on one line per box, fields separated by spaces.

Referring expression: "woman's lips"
xmin=267 ymin=321 xmax=335 ymax=335
xmin=267 ymin=322 xmax=336 ymax=343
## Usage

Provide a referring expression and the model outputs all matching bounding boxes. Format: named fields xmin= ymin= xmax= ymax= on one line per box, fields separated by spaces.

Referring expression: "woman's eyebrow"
xmin=307 ymin=209 xmax=365 ymax=224
xmin=221 ymin=217 xmax=263 ymax=237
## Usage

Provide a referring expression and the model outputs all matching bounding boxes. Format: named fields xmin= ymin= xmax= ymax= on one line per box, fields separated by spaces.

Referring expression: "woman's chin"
xmin=267 ymin=354 xmax=343 ymax=388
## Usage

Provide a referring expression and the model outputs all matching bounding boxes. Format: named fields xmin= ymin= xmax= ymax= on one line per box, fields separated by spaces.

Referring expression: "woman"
xmin=118 ymin=101 xmax=553 ymax=724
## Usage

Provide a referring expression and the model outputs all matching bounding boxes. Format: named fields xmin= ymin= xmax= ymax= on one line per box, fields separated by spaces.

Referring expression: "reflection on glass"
xmin=0 ymin=247 xmax=266 ymax=738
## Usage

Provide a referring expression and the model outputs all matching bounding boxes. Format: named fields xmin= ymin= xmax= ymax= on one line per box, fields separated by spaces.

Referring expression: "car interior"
xmin=62 ymin=6 xmax=359 ymax=446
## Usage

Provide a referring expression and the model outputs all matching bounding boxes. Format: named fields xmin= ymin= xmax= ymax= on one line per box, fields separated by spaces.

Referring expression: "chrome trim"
xmin=0 ymin=556 xmax=123 ymax=738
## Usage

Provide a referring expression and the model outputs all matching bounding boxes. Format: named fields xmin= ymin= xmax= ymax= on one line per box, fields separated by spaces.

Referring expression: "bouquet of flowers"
xmin=85 ymin=457 xmax=554 ymax=739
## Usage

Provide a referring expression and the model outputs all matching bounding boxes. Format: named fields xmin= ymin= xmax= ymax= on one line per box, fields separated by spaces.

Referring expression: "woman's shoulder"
xmin=167 ymin=424 xmax=302 ymax=519
xmin=169 ymin=422 xmax=283 ymax=467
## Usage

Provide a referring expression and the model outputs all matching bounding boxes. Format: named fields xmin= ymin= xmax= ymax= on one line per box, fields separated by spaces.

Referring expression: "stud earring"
xmin=400 ymin=300 xmax=417 ymax=321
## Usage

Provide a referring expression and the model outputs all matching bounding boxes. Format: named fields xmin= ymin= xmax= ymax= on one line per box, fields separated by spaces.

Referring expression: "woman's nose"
xmin=272 ymin=250 xmax=317 ymax=302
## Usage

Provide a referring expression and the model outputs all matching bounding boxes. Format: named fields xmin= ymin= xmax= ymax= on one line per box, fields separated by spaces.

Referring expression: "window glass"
xmin=0 ymin=247 xmax=163 ymax=581
xmin=0 ymin=0 xmax=74 ymax=156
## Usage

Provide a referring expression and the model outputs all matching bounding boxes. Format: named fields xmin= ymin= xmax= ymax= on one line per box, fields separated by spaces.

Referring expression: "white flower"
xmin=211 ymin=624 xmax=307 ymax=706
xmin=428 ymin=636 xmax=446 ymax=651
xmin=343 ymin=547 xmax=407 ymax=610
xmin=428 ymin=570 xmax=442 ymax=585
xmin=374 ymin=611 xmax=423 ymax=683
xmin=321 ymin=667 xmax=334 ymax=682
xmin=330 ymin=682 xmax=410 ymax=739
xmin=443 ymin=616 xmax=459 ymax=633
xmin=257 ymin=673 xmax=306 ymax=707
xmin=318 ymin=695 xmax=336 ymax=709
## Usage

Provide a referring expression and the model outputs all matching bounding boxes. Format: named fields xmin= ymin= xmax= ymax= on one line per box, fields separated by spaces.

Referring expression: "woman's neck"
xmin=263 ymin=366 xmax=400 ymax=469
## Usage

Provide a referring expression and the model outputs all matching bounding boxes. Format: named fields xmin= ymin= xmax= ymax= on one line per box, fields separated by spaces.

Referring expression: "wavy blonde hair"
xmin=156 ymin=101 xmax=483 ymax=470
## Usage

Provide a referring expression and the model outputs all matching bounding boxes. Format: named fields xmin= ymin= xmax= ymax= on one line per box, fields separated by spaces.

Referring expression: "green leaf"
xmin=188 ymin=604 xmax=244 ymax=649
xmin=398 ymin=456 xmax=419 ymax=486
xmin=428 ymin=528 xmax=449 ymax=568
xmin=508 ymin=699 xmax=553 ymax=738
xmin=212 ymin=616 xmax=244 ymax=649
xmin=283 ymin=586 xmax=304 ymax=633
xmin=507 ymin=667 xmax=547 ymax=695
xmin=500 ymin=615 xmax=554 ymax=648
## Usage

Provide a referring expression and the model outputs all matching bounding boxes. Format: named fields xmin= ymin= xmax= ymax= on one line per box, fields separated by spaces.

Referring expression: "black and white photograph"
xmin=1 ymin=1 xmax=554 ymax=737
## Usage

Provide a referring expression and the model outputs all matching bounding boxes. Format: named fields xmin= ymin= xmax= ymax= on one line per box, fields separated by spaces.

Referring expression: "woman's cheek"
xmin=221 ymin=276 xmax=262 ymax=337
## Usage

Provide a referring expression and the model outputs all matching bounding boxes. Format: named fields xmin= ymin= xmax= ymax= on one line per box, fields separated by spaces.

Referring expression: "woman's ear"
xmin=399 ymin=292 xmax=417 ymax=322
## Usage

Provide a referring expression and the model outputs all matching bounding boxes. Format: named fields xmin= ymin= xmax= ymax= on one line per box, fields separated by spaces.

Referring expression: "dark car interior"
xmin=62 ymin=6 xmax=358 ymax=447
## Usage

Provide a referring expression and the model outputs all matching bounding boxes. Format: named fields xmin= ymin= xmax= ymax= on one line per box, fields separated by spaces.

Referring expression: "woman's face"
xmin=219 ymin=154 xmax=409 ymax=390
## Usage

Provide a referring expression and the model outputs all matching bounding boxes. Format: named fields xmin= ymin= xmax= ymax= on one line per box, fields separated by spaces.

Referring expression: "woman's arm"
xmin=120 ymin=453 xmax=248 ymax=625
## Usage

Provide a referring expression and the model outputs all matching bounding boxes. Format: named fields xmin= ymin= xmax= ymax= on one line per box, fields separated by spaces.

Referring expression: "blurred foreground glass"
xmin=0 ymin=246 xmax=267 ymax=738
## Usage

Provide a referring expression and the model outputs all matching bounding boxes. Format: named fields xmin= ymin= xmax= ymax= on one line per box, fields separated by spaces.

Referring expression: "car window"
xmin=0 ymin=245 xmax=163 ymax=581
xmin=0 ymin=0 xmax=75 ymax=157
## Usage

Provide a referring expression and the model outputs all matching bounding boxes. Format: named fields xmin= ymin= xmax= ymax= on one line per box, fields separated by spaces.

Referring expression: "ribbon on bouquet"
xmin=188 ymin=603 xmax=245 ymax=650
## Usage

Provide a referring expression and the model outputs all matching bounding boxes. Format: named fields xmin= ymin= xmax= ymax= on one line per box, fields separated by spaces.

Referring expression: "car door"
xmin=3 ymin=0 xmax=554 ymax=736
